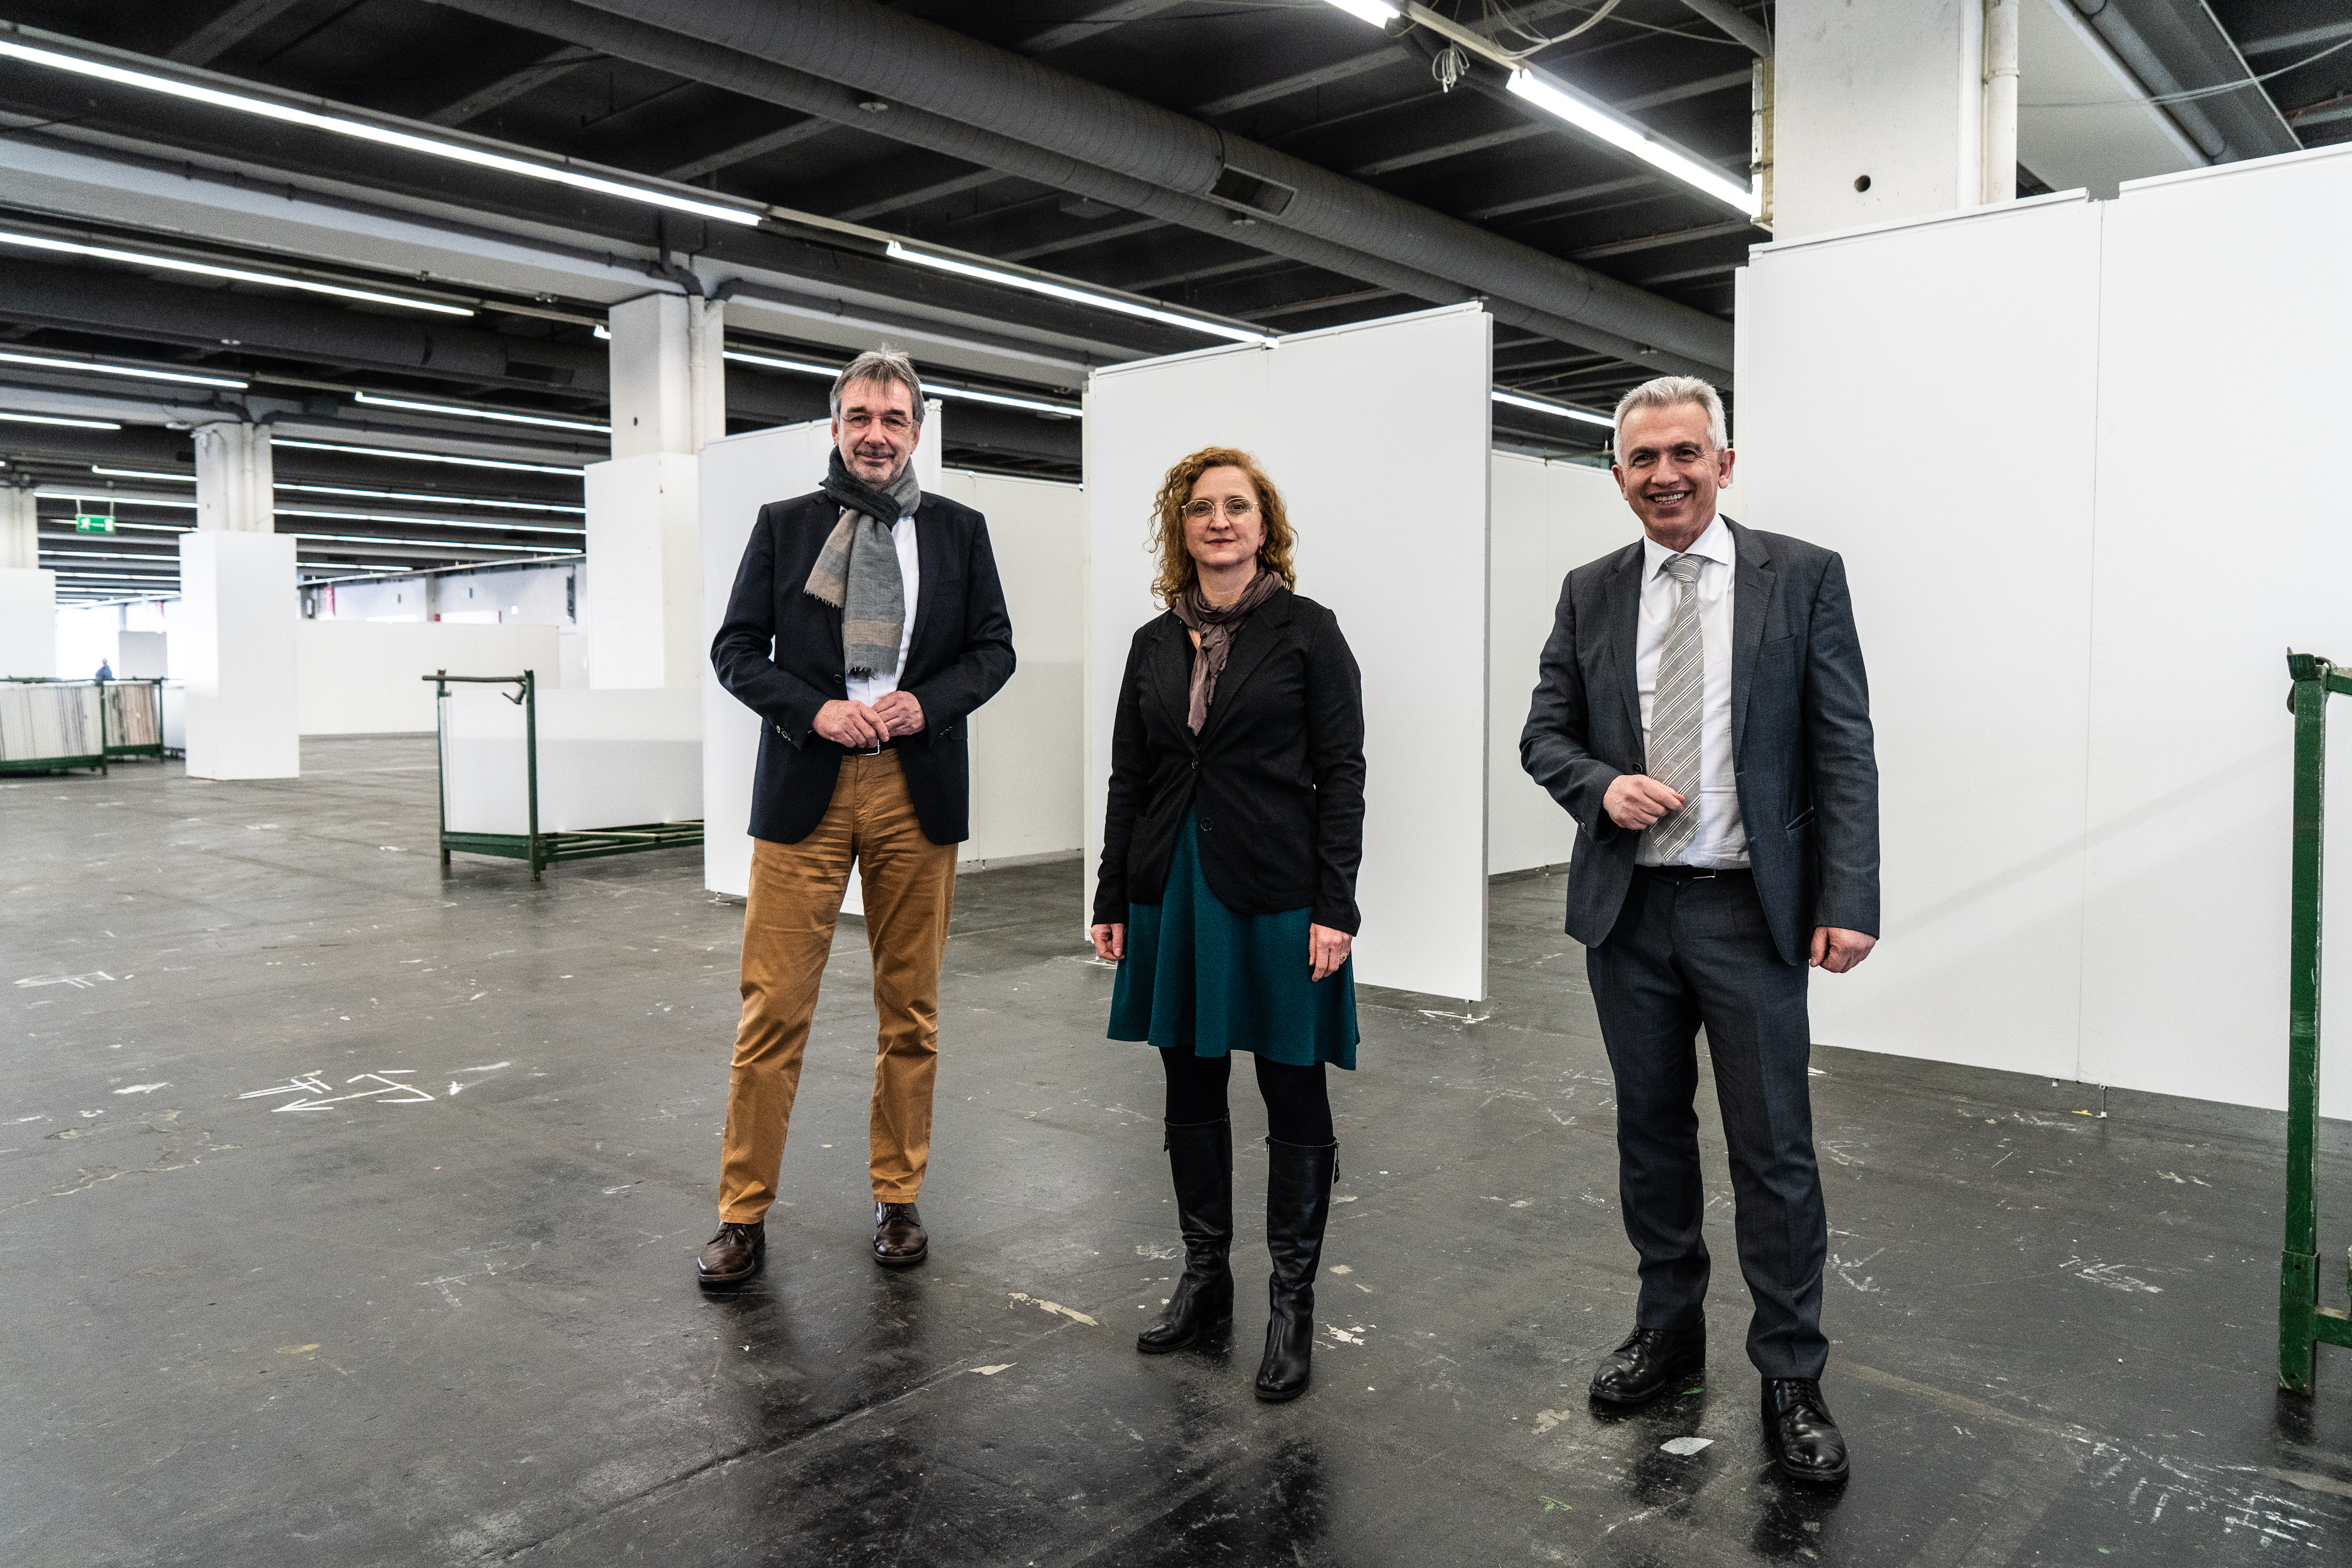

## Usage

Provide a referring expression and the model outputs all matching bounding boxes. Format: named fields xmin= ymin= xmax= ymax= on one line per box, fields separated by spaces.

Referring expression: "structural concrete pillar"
xmin=587 ymin=292 xmax=723 ymax=689
xmin=1 ymin=482 xmax=58 ymax=677
xmin=181 ymin=420 xmax=297 ymax=778
xmin=1773 ymin=0 xmax=2019 ymax=238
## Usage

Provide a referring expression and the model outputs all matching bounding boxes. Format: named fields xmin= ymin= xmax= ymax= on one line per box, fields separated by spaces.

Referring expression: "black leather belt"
xmin=1636 ymin=864 xmax=1750 ymax=883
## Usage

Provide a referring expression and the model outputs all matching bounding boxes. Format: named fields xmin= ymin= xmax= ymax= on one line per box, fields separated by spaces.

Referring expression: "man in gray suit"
xmin=1520 ymin=376 xmax=1879 ymax=1483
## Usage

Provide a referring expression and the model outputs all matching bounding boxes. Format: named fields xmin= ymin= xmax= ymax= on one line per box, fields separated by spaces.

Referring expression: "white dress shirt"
xmin=844 ymin=513 xmax=921 ymax=707
xmin=1634 ymin=513 xmax=1749 ymax=868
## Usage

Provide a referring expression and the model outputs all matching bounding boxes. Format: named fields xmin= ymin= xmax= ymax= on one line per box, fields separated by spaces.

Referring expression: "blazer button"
xmin=1200 ymin=815 xmax=1213 ymax=832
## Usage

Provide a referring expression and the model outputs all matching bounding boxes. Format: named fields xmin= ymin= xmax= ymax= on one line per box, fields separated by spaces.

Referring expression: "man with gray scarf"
xmin=701 ymin=347 xmax=1015 ymax=1287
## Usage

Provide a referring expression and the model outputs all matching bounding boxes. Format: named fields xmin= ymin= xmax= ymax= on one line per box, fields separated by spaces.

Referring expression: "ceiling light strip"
xmin=0 ymin=38 xmax=763 ymax=229
xmin=0 ymin=350 xmax=246 ymax=389
xmin=0 ymin=229 xmax=473 ymax=316
xmin=884 ymin=242 xmax=1270 ymax=346
xmin=0 ymin=409 xmax=121 ymax=428
xmin=721 ymin=349 xmax=1081 ymax=417
xmin=271 ymin=438 xmax=583 ymax=476
xmin=1490 ymin=390 xmax=1615 ymax=427
xmin=1506 ymin=71 xmax=1758 ymax=218
xmin=350 ymin=391 xmax=609 ymax=433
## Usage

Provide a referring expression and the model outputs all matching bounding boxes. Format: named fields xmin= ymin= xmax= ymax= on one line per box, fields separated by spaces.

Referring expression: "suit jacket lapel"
xmin=1199 ymin=589 xmax=1294 ymax=743
xmin=1145 ymin=615 xmax=1196 ymax=741
xmin=1603 ymin=543 xmax=1646 ymax=750
xmin=1725 ymin=518 xmax=1774 ymax=764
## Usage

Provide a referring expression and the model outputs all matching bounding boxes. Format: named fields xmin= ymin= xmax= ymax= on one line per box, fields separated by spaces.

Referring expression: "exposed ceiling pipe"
xmin=432 ymin=0 xmax=1733 ymax=376
xmin=2064 ymin=0 xmax=2291 ymax=163
xmin=1672 ymin=1 xmax=1770 ymax=58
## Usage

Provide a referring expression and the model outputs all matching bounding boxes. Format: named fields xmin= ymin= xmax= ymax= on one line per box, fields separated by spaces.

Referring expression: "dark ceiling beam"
xmin=165 ymin=0 xmax=308 ymax=65
xmin=425 ymin=45 xmax=602 ymax=125
xmin=1234 ymin=286 xmax=1396 ymax=322
xmin=1190 ymin=45 xmax=1407 ymax=119
xmin=2242 ymin=20 xmax=2352 ymax=55
xmin=831 ymin=167 xmax=1007 ymax=225
xmin=1018 ymin=0 xmax=1191 ymax=58
xmin=1000 ymin=216 xmax=1167 ymax=263
xmin=660 ymin=115 xmax=834 ymax=180
xmin=1632 ymin=261 xmax=1738 ymax=287
xmin=1569 ymin=218 xmax=1759 ymax=260
xmin=1671 ymin=0 xmax=1770 ymax=57
xmin=1354 ymin=123 xmax=1545 ymax=178
xmin=1461 ymin=173 xmax=1653 ymax=223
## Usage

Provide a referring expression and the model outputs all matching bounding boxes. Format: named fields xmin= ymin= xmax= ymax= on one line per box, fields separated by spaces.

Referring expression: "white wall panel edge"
xmin=2114 ymin=136 xmax=2352 ymax=198
xmin=1748 ymin=186 xmax=2093 ymax=261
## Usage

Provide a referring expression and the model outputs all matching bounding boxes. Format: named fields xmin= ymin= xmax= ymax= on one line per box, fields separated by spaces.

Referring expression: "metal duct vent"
xmin=1208 ymin=163 xmax=1295 ymax=218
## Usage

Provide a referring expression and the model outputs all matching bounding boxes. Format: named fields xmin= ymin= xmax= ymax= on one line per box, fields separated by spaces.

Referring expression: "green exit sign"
xmin=74 ymin=513 xmax=114 ymax=534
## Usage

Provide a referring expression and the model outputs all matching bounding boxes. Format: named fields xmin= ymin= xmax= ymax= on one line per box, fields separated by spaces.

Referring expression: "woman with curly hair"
xmin=1090 ymin=446 xmax=1366 ymax=1402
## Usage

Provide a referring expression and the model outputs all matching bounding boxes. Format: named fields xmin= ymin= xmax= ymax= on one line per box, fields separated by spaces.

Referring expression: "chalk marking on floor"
xmin=1009 ymin=1292 xmax=1098 ymax=1327
xmin=113 ymin=1082 xmax=169 ymax=1095
xmin=15 ymin=971 xmax=114 ymax=989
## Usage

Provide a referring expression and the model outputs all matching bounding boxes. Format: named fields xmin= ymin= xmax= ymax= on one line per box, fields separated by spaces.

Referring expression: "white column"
xmin=193 ymin=422 xmax=275 ymax=532
xmin=182 ymin=421 xmax=297 ymax=777
xmin=588 ymin=292 xmax=723 ymax=688
xmin=1773 ymin=0 xmax=1986 ymax=239
xmin=1 ymin=482 xmax=57 ymax=676
xmin=1981 ymin=0 xmax=2020 ymax=205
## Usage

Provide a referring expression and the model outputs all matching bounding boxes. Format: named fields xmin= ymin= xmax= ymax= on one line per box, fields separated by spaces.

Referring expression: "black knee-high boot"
xmin=1137 ymin=1117 xmax=1234 ymax=1353
xmin=1255 ymin=1136 xmax=1338 ymax=1401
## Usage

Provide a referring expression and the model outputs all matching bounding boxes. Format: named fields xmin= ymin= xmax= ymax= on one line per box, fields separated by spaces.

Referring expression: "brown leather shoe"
xmin=696 ymin=1219 xmax=764 ymax=1289
xmin=873 ymin=1201 xmax=928 ymax=1267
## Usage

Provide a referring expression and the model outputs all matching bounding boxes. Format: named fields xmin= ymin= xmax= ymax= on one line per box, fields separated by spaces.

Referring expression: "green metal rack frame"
xmin=1 ymin=676 xmax=111 ymax=776
xmin=2282 ymin=651 xmax=2352 ymax=1392
xmin=102 ymin=679 xmax=166 ymax=761
xmin=427 ymin=670 xmax=702 ymax=882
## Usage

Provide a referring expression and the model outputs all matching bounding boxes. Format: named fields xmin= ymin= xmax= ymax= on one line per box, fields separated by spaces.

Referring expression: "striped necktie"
xmin=1646 ymin=553 xmax=1705 ymax=863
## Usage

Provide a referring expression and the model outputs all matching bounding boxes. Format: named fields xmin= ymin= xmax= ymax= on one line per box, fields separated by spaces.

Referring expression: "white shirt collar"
xmin=1642 ymin=512 xmax=1732 ymax=578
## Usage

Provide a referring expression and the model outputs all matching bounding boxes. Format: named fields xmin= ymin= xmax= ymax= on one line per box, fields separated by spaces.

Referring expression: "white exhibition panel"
xmin=1488 ymin=453 xmax=1639 ymax=877
xmin=1737 ymin=146 xmax=2352 ymax=1118
xmin=931 ymin=467 xmax=1086 ymax=867
xmin=697 ymin=411 xmax=943 ymax=905
xmin=0 ymin=568 xmax=57 ymax=678
xmin=295 ymin=620 xmax=559 ymax=735
xmin=2077 ymin=149 xmax=2352 ymax=1117
xmin=178 ymin=529 xmax=299 ymax=780
xmin=584 ymin=450 xmax=701 ymax=689
xmin=1085 ymin=303 xmax=1493 ymax=1000
xmin=442 ymin=686 xmax=700 ymax=835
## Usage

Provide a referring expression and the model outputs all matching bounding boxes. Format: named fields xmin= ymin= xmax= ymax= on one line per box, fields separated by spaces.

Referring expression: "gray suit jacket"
xmin=1518 ymin=518 xmax=1879 ymax=967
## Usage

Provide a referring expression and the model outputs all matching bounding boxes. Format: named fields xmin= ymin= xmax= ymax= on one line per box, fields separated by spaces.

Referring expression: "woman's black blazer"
xmin=1094 ymin=586 xmax=1367 ymax=933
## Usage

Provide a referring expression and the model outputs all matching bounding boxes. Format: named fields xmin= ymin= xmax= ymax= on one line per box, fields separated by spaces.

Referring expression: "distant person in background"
xmin=1092 ymin=447 xmax=1366 ymax=1403
xmin=94 ymin=660 xmax=112 ymax=682
xmin=700 ymin=346 xmax=1015 ymax=1289
xmin=1521 ymin=376 xmax=1879 ymax=1483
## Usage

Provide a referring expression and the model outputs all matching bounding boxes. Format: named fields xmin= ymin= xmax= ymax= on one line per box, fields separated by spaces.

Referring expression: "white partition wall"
xmin=441 ymin=686 xmax=699 ymax=835
xmin=697 ymin=412 xmax=943 ymax=902
xmin=295 ymin=621 xmax=559 ymax=735
xmin=1488 ymin=453 xmax=1639 ymax=877
xmin=1085 ymin=304 xmax=1493 ymax=1001
xmin=1737 ymin=145 xmax=2352 ymax=1116
xmin=178 ymin=530 xmax=298 ymax=780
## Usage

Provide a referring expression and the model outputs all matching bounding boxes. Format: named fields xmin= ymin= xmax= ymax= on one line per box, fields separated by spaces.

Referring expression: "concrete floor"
xmin=5 ymin=738 xmax=2351 ymax=1567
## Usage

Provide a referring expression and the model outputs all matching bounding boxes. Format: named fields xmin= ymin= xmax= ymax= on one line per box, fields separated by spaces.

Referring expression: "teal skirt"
xmin=1107 ymin=808 xmax=1359 ymax=1069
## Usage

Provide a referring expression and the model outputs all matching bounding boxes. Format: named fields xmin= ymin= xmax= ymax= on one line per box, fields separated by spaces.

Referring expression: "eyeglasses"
xmin=841 ymin=411 xmax=914 ymax=433
xmin=1183 ymin=497 xmax=1259 ymax=521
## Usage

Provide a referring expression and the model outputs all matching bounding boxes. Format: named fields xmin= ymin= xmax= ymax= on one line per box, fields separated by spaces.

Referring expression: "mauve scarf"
xmin=804 ymin=450 xmax=923 ymax=678
xmin=1171 ymin=569 xmax=1281 ymax=733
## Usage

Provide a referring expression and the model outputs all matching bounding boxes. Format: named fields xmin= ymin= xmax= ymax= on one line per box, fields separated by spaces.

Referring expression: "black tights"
xmin=1160 ymin=1048 xmax=1334 ymax=1146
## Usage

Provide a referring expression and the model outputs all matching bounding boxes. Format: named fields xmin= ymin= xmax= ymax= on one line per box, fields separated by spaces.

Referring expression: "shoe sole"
xmin=1255 ymin=1378 xmax=1309 ymax=1403
xmin=1774 ymin=1455 xmax=1850 ymax=1483
xmin=1587 ymin=1356 xmax=1706 ymax=1407
xmin=873 ymin=1246 xmax=928 ymax=1268
xmin=696 ymin=1261 xmax=761 ymax=1290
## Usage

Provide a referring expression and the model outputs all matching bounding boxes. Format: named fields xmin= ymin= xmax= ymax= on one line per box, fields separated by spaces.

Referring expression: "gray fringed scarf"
xmin=1171 ymin=569 xmax=1282 ymax=733
xmin=804 ymin=450 xmax=924 ymax=678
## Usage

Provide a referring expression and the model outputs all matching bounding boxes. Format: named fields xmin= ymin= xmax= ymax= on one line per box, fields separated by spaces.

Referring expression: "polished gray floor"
xmin=5 ymin=739 xmax=2350 ymax=1566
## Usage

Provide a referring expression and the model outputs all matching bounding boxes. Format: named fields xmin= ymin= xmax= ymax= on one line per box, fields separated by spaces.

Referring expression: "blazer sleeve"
xmin=710 ymin=509 xmax=836 ymax=747
xmin=1093 ymin=631 xmax=1151 ymax=928
xmin=1304 ymin=609 xmax=1368 ymax=935
xmin=904 ymin=513 xmax=1016 ymax=734
xmin=1800 ymin=553 xmax=1880 ymax=935
xmin=1519 ymin=574 xmax=1625 ymax=842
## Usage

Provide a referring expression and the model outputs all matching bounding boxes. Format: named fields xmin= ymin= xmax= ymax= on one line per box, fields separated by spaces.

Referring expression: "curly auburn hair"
xmin=1147 ymin=446 xmax=1298 ymax=606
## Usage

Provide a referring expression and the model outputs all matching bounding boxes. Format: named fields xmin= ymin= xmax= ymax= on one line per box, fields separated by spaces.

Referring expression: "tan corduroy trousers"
xmin=718 ymin=750 xmax=957 ymax=1220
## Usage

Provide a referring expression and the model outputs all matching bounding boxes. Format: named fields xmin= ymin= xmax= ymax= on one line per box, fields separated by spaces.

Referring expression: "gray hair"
xmin=830 ymin=346 xmax=926 ymax=424
xmin=1612 ymin=375 xmax=1727 ymax=455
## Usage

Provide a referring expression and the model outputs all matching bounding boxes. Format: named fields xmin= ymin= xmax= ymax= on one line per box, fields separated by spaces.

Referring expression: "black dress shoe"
xmin=1588 ymin=1325 xmax=1706 ymax=1406
xmin=1763 ymin=1378 xmax=1849 ymax=1482
xmin=696 ymin=1220 xmax=764 ymax=1289
xmin=873 ymin=1201 xmax=928 ymax=1268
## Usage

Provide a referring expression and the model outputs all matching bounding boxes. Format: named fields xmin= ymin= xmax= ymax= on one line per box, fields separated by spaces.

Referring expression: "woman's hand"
xmin=1090 ymin=922 xmax=1126 ymax=962
xmin=1309 ymin=923 xmax=1352 ymax=982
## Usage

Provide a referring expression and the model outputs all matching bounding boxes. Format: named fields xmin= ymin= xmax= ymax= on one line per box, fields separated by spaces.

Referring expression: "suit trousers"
xmin=1586 ymin=868 xmax=1829 ymax=1380
xmin=719 ymin=750 xmax=957 ymax=1219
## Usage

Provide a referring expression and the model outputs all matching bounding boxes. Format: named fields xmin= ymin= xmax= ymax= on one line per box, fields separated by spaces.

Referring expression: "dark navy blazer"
xmin=711 ymin=489 xmax=1014 ymax=847
xmin=1518 ymin=518 xmax=1879 ymax=967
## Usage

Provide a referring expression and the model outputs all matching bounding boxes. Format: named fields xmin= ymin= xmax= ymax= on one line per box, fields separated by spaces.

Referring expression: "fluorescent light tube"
xmin=1324 ymin=1 xmax=1402 ymax=24
xmin=276 ymin=483 xmax=582 ymax=514
xmin=723 ymin=348 xmax=1082 ymax=417
xmin=0 ymin=410 xmax=120 ymax=428
xmin=0 ymin=350 xmax=246 ymax=389
xmin=91 ymin=466 xmax=195 ymax=482
xmin=0 ymin=38 xmax=763 ymax=229
xmin=1506 ymin=69 xmax=1759 ymax=218
xmin=886 ymin=242 xmax=1269 ymax=345
xmin=0 ymin=229 xmax=472 ymax=316
xmin=1491 ymin=390 xmax=1615 ymax=426
xmin=38 ymin=492 xmax=197 ymax=507
xmin=272 ymin=438 xmax=582 ymax=475
xmin=352 ymin=391 xmax=609 ymax=433
xmin=272 ymin=507 xmax=582 ymax=537
xmin=721 ymin=349 xmax=840 ymax=377
xmin=279 ymin=529 xmax=567 ymax=553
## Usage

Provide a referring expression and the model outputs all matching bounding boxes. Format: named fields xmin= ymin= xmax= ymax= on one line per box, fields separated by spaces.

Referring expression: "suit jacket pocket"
xmin=1784 ymin=805 xmax=1816 ymax=831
